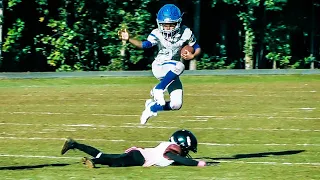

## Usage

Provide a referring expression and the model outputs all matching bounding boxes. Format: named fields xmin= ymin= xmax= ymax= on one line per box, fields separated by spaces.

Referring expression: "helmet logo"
xmin=164 ymin=18 xmax=172 ymax=22
xmin=170 ymin=136 xmax=175 ymax=142
xmin=186 ymin=136 xmax=191 ymax=147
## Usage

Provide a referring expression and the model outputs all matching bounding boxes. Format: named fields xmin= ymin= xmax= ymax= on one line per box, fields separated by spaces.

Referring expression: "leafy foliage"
xmin=197 ymin=43 xmax=235 ymax=69
xmin=209 ymin=0 xmax=290 ymax=69
xmin=1 ymin=0 xmax=318 ymax=71
xmin=2 ymin=18 xmax=31 ymax=69
xmin=2 ymin=0 xmax=154 ymax=71
xmin=265 ymin=22 xmax=291 ymax=68
xmin=32 ymin=0 xmax=154 ymax=71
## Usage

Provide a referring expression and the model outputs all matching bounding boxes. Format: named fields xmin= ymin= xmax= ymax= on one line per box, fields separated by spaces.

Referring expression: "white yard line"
xmin=0 ymin=93 xmax=316 ymax=98
xmin=1 ymin=111 xmax=320 ymax=120
xmin=0 ymin=122 xmax=319 ymax=132
xmin=217 ymin=160 xmax=320 ymax=166
xmin=0 ymin=136 xmax=319 ymax=147
xmin=0 ymin=154 xmax=318 ymax=166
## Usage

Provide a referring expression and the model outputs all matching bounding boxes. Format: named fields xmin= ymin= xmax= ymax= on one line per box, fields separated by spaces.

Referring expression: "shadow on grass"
xmin=0 ymin=163 xmax=74 ymax=170
xmin=196 ymin=150 xmax=305 ymax=161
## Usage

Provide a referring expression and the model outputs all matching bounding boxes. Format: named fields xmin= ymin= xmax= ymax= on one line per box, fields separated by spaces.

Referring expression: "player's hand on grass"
xmin=197 ymin=160 xmax=206 ymax=167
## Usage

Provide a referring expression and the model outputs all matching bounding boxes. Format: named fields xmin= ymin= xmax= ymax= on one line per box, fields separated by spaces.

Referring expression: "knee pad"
xmin=170 ymin=101 xmax=183 ymax=110
xmin=169 ymin=89 xmax=183 ymax=110
xmin=173 ymin=61 xmax=185 ymax=75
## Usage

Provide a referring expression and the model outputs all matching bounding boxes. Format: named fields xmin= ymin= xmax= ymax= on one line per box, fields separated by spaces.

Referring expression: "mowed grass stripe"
xmin=0 ymin=75 xmax=319 ymax=179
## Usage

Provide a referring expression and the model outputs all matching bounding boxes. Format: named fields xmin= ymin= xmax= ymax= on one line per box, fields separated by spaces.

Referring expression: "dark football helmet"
xmin=169 ymin=129 xmax=198 ymax=158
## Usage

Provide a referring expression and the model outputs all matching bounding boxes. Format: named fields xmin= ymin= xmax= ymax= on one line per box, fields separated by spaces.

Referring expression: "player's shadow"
xmin=196 ymin=150 xmax=305 ymax=161
xmin=0 ymin=163 xmax=72 ymax=170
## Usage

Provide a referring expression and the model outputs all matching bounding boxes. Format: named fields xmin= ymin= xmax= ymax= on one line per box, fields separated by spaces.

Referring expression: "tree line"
xmin=0 ymin=0 xmax=319 ymax=72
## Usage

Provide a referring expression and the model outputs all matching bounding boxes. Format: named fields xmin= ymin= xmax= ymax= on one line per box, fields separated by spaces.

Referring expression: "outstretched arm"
xmin=118 ymin=29 xmax=154 ymax=49
xmin=128 ymin=38 xmax=143 ymax=49
xmin=165 ymin=152 xmax=206 ymax=166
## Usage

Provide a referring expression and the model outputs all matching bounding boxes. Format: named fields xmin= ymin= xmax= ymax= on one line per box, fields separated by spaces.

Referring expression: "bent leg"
xmin=141 ymin=60 xmax=185 ymax=124
xmin=151 ymin=78 xmax=183 ymax=111
xmin=151 ymin=60 xmax=185 ymax=106
xmin=155 ymin=61 xmax=185 ymax=90
xmin=164 ymin=78 xmax=183 ymax=110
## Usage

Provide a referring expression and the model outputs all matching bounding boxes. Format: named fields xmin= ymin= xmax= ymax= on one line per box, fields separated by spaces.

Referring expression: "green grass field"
xmin=0 ymin=75 xmax=319 ymax=180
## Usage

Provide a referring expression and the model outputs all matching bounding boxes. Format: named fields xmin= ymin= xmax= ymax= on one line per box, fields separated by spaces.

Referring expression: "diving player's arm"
xmin=165 ymin=152 xmax=206 ymax=166
xmin=164 ymin=144 xmax=206 ymax=167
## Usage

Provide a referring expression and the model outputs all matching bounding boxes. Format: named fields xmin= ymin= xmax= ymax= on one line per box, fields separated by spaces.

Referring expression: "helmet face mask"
xmin=156 ymin=4 xmax=183 ymax=40
xmin=169 ymin=129 xmax=198 ymax=158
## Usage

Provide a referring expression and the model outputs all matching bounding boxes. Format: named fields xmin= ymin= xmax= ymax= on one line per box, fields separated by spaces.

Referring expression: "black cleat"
xmin=61 ymin=138 xmax=76 ymax=155
xmin=81 ymin=157 xmax=96 ymax=168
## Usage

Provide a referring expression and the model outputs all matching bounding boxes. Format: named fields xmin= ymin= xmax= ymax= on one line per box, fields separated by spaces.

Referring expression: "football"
xmin=164 ymin=144 xmax=182 ymax=160
xmin=180 ymin=45 xmax=194 ymax=55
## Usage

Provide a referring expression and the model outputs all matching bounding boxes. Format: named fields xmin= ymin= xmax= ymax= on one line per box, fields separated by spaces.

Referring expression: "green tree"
xmin=211 ymin=0 xmax=288 ymax=69
xmin=34 ymin=0 xmax=154 ymax=71
xmin=2 ymin=0 xmax=31 ymax=71
xmin=1 ymin=0 xmax=154 ymax=72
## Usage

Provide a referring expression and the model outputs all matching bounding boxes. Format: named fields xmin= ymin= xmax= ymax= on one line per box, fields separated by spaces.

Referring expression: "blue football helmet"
xmin=156 ymin=4 xmax=183 ymax=39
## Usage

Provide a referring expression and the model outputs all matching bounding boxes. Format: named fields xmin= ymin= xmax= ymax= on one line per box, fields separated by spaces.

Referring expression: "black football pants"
xmin=75 ymin=142 xmax=145 ymax=167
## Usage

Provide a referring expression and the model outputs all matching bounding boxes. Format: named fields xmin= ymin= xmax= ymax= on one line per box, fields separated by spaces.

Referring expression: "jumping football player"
xmin=118 ymin=4 xmax=202 ymax=124
xmin=61 ymin=129 xmax=206 ymax=168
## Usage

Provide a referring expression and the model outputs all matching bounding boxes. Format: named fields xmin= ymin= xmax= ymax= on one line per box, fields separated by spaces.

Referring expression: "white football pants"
xmin=151 ymin=60 xmax=184 ymax=110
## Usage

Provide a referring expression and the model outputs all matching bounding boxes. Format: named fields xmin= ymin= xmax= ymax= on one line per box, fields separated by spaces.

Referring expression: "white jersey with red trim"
xmin=139 ymin=142 xmax=179 ymax=167
xmin=147 ymin=25 xmax=197 ymax=62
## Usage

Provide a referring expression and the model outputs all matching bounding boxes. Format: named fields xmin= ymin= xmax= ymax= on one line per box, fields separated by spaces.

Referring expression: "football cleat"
xmin=61 ymin=138 xmax=76 ymax=155
xmin=152 ymin=89 xmax=165 ymax=106
xmin=81 ymin=157 xmax=96 ymax=168
xmin=140 ymin=100 xmax=157 ymax=125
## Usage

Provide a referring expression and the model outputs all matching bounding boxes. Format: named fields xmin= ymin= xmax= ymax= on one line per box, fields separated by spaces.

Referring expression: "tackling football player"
xmin=61 ymin=129 xmax=206 ymax=168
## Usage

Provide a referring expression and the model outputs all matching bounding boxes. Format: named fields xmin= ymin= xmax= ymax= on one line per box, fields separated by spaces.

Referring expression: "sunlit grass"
xmin=0 ymin=75 xmax=319 ymax=179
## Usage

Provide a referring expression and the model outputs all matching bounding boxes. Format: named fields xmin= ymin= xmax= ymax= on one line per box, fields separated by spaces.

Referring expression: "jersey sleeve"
xmin=187 ymin=33 xmax=197 ymax=47
xmin=181 ymin=26 xmax=197 ymax=47
xmin=146 ymin=29 xmax=159 ymax=46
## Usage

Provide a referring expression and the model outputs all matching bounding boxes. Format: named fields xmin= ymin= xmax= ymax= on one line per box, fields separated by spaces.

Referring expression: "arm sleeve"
xmin=165 ymin=152 xmax=199 ymax=166
xmin=144 ymin=29 xmax=158 ymax=49
xmin=192 ymin=43 xmax=200 ymax=51
xmin=187 ymin=33 xmax=197 ymax=47
xmin=142 ymin=40 xmax=153 ymax=49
